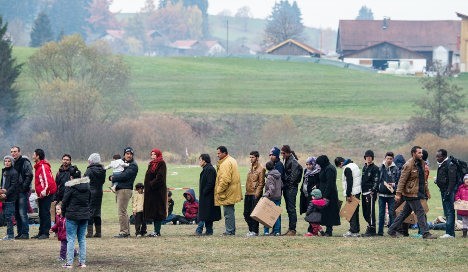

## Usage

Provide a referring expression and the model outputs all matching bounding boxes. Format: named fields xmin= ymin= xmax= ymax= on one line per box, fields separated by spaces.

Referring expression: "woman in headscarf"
xmin=84 ymin=153 xmax=106 ymax=238
xmin=143 ymin=148 xmax=167 ymax=237
xmin=299 ymin=157 xmax=321 ymax=215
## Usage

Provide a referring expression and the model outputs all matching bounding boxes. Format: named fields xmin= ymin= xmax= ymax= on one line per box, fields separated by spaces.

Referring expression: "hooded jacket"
xmin=379 ymin=161 xmax=399 ymax=196
xmin=62 ymin=177 xmax=91 ymax=221
xmin=263 ymin=169 xmax=282 ymax=201
xmin=1 ymin=166 xmax=19 ymax=202
xmin=455 ymin=184 xmax=468 ymax=216
xmin=34 ymin=160 xmax=57 ymax=198
xmin=85 ymin=163 xmax=106 ymax=218
xmin=55 ymin=165 xmax=81 ymax=202
xmin=182 ymin=188 xmax=199 ymax=220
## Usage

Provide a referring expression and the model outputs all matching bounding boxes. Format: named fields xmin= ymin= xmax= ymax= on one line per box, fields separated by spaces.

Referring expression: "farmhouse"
xmin=266 ymin=39 xmax=323 ymax=57
xmin=170 ymin=40 xmax=226 ymax=56
xmin=336 ymin=19 xmax=461 ymax=72
xmin=457 ymin=12 xmax=468 ymax=72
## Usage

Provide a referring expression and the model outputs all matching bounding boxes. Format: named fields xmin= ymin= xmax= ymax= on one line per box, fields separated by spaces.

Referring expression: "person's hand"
xmin=395 ymin=195 xmax=401 ymax=202
xmin=133 ymin=212 xmax=136 ymax=216
xmin=40 ymin=190 xmax=47 ymax=197
xmin=49 ymin=229 xmax=54 ymax=234
xmin=0 ymin=189 xmax=5 ymax=194
xmin=346 ymin=196 xmax=352 ymax=203
xmin=109 ymin=175 xmax=113 ymax=181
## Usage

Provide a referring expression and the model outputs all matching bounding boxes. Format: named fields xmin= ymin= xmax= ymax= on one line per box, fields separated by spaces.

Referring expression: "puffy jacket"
xmin=342 ymin=162 xmax=361 ymax=197
xmin=436 ymin=159 xmax=457 ymax=193
xmin=215 ymin=155 xmax=242 ymax=206
xmin=55 ymin=165 xmax=81 ymax=202
xmin=263 ymin=169 xmax=282 ymax=201
xmin=13 ymin=156 xmax=33 ymax=193
xmin=50 ymin=215 xmax=67 ymax=241
xmin=305 ymin=198 xmax=328 ymax=223
xmin=34 ymin=160 xmax=57 ymax=198
xmin=455 ymin=184 xmax=468 ymax=216
xmin=245 ymin=162 xmax=265 ymax=198
xmin=379 ymin=162 xmax=399 ymax=196
xmin=1 ymin=166 xmax=19 ymax=202
xmin=112 ymin=159 xmax=138 ymax=190
xmin=182 ymin=188 xmax=199 ymax=220
xmin=132 ymin=191 xmax=144 ymax=213
xmin=396 ymin=158 xmax=429 ymax=199
xmin=62 ymin=177 xmax=91 ymax=221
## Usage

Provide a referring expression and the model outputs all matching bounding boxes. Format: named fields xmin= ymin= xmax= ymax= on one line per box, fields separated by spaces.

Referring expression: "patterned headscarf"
xmin=305 ymin=156 xmax=321 ymax=175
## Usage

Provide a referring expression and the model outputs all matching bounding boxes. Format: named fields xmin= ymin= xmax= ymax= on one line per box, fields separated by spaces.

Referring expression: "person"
xmin=316 ymin=155 xmax=340 ymax=236
xmin=262 ymin=161 xmax=282 ymax=236
xmin=377 ymin=152 xmax=398 ymax=236
xmin=455 ymin=174 xmax=468 ymax=238
xmin=435 ymin=149 xmax=458 ymax=238
xmin=195 ymin=154 xmax=221 ymax=236
xmin=32 ymin=149 xmax=57 ymax=239
xmin=132 ymin=183 xmax=146 ymax=237
xmin=172 ymin=189 xmax=199 ymax=225
xmin=54 ymin=154 xmax=81 ymax=204
xmin=334 ymin=156 xmax=361 ymax=237
xmin=269 ymin=147 xmax=284 ymax=176
xmin=50 ymin=203 xmax=74 ymax=261
xmin=110 ymin=147 xmax=138 ymax=238
xmin=105 ymin=154 xmax=129 ymax=193
xmin=304 ymin=189 xmax=328 ymax=237
xmin=300 ymin=157 xmax=321 ymax=234
xmin=244 ymin=151 xmax=266 ymax=237
xmin=280 ymin=145 xmax=303 ymax=236
xmin=361 ymin=150 xmax=380 ymax=237
xmin=84 ymin=153 xmax=106 ymax=238
xmin=215 ymin=146 xmax=242 ymax=236
xmin=61 ymin=177 xmax=91 ymax=268
xmin=162 ymin=190 xmax=175 ymax=225
xmin=387 ymin=146 xmax=436 ymax=239
xmin=29 ymin=188 xmax=38 ymax=213
xmin=1 ymin=155 xmax=19 ymax=240
xmin=11 ymin=146 xmax=33 ymax=239
xmin=143 ymin=148 xmax=167 ymax=237
xmin=392 ymin=154 xmax=410 ymax=236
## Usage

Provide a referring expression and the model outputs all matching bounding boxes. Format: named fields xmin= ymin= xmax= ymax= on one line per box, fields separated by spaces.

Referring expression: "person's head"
xmin=184 ymin=192 xmax=192 ymax=201
xmin=88 ymin=153 xmax=101 ymax=165
xmin=411 ymin=146 xmax=423 ymax=160
xmin=123 ymin=147 xmax=134 ymax=162
xmin=113 ymin=154 xmax=121 ymax=160
xmin=269 ymin=147 xmax=280 ymax=162
xmin=306 ymin=156 xmax=317 ymax=170
xmin=135 ymin=183 xmax=144 ymax=193
xmin=384 ymin=152 xmax=394 ymax=166
xmin=436 ymin=149 xmax=448 ymax=163
xmin=311 ymin=189 xmax=322 ymax=199
xmin=265 ymin=161 xmax=275 ymax=171
xmin=281 ymin=145 xmax=292 ymax=160
xmin=10 ymin=146 xmax=21 ymax=160
xmin=33 ymin=149 xmax=45 ymax=163
xmin=217 ymin=146 xmax=228 ymax=160
xmin=464 ymin=174 xmax=468 ymax=186
xmin=334 ymin=157 xmax=345 ymax=168
xmin=167 ymin=190 xmax=172 ymax=199
xmin=316 ymin=155 xmax=330 ymax=168
xmin=4 ymin=155 xmax=14 ymax=168
xmin=199 ymin=154 xmax=211 ymax=167
xmin=249 ymin=151 xmax=259 ymax=164
xmin=151 ymin=148 xmax=162 ymax=160
xmin=55 ymin=203 xmax=62 ymax=216
xmin=61 ymin=154 xmax=72 ymax=168
xmin=422 ymin=149 xmax=429 ymax=162
xmin=364 ymin=150 xmax=374 ymax=164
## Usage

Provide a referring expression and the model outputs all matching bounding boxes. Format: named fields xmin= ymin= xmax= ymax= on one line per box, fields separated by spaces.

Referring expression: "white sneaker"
xmin=439 ymin=234 xmax=455 ymax=239
xmin=246 ymin=231 xmax=257 ymax=237
xmin=343 ymin=231 xmax=360 ymax=237
xmin=109 ymin=185 xmax=116 ymax=193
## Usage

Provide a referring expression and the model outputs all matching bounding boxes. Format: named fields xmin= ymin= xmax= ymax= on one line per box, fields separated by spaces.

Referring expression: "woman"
xmin=144 ymin=148 xmax=167 ymax=237
xmin=299 ymin=157 xmax=321 ymax=215
xmin=84 ymin=153 xmax=106 ymax=238
xmin=316 ymin=155 xmax=341 ymax=236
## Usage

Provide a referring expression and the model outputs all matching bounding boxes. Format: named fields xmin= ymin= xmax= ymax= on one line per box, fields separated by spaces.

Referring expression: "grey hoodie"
xmin=263 ymin=169 xmax=282 ymax=201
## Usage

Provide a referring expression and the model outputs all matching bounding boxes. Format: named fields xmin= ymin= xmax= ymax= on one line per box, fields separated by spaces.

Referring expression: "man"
xmin=214 ymin=146 xmax=242 ymax=236
xmin=244 ymin=151 xmax=266 ymax=237
xmin=269 ymin=147 xmax=284 ymax=175
xmin=280 ymin=145 xmax=302 ymax=236
xmin=54 ymin=154 xmax=81 ymax=204
xmin=435 ymin=149 xmax=457 ymax=238
xmin=377 ymin=152 xmax=398 ymax=236
xmin=110 ymin=147 xmax=138 ymax=238
xmin=11 ymin=146 xmax=33 ymax=239
xmin=388 ymin=146 xmax=436 ymax=239
xmin=32 ymin=148 xmax=57 ymax=239
xmin=335 ymin=157 xmax=361 ymax=237
xmin=360 ymin=150 xmax=380 ymax=237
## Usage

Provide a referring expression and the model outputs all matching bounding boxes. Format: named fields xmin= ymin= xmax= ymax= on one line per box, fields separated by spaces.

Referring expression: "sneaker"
xmin=263 ymin=232 xmax=270 ymax=236
xmin=109 ymin=185 xmax=116 ymax=193
xmin=78 ymin=263 xmax=86 ymax=268
xmin=113 ymin=233 xmax=129 ymax=238
xmin=439 ymin=234 xmax=455 ymax=239
xmin=343 ymin=231 xmax=360 ymax=237
xmin=387 ymin=231 xmax=404 ymax=238
xmin=30 ymin=234 xmax=40 ymax=239
xmin=16 ymin=234 xmax=29 ymax=240
xmin=423 ymin=233 xmax=437 ymax=239
xmin=136 ymin=234 xmax=142 ymax=238
xmin=304 ymin=232 xmax=313 ymax=237
xmin=270 ymin=232 xmax=281 ymax=236
xmin=246 ymin=231 xmax=257 ymax=237
xmin=283 ymin=230 xmax=296 ymax=236
xmin=220 ymin=232 xmax=235 ymax=236
xmin=38 ymin=234 xmax=49 ymax=239
xmin=2 ymin=236 xmax=14 ymax=241
xmin=147 ymin=232 xmax=161 ymax=237
xmin=62 ymin=264 xmax=73 ymax=269
xmin=436 ymin=216 xmax=446 ymax=223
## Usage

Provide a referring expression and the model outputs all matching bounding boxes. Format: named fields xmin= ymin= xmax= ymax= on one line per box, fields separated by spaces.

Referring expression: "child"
xmin=132 ymin=183 xmax=146 ymax=237
xmin=50 ymin=204 xmax=76 ymax=261
xmin=105 ymin=154 xmax=129 ymax=193
xmin=304 ymin=189 xmax=328 ymax=237
xmin=455 ymin=174 xmax=468 ymax=238
xmin=29 ymin=188 xmax=38 ymax=213
xmin=172 ymin=189 xmax=199 ymax=225
xmin=162 ymin=190 xmax=175 ymax=225
xmin=263 ymin=161 xmax=282 ymax=236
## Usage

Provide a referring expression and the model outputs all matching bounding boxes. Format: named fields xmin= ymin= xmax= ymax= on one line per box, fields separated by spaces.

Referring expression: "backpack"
xmin=448 ymin=156 xmax=468 ymax=187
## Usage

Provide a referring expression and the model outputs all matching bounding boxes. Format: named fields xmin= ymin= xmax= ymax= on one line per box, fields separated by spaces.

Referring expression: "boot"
xmin=93 ymin=225 xmax=102 ymax=238
xmin=86 ymin=224 xmax=93 ymax=238
xmin=463 ymin=229 xmax=467 ymax=238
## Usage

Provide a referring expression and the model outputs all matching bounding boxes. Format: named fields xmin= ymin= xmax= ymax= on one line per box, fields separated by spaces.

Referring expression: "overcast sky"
xmin=111 ymin=0 xmax=467 ymax=29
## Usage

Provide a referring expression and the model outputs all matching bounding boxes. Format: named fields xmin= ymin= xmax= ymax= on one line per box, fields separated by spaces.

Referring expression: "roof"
xmin=170 ymin=40 xmax=199 ymax=49
xmin=266 ymin=39 xmax=323 ymax=55
xmin=456 ymin=12 xmax=468 ymax=20
xmin=337 ymin=20 xmax=460 ymax=52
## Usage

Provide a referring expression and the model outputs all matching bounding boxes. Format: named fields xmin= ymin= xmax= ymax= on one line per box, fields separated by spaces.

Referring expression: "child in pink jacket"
xmin=455 ymin=174 xmax=468 ymax=238
xmin=50 ymin=204 xmax=67 ymax=261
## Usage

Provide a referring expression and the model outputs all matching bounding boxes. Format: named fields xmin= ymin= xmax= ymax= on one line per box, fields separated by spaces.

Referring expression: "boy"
xmin=162 ymin=190 xmax=175 ymax=224
xmin=263 ymin=161 xmax=282 ymax=236
xmin=172 ymin=189 xmax=199 ymax=225
xmin=132 ymin=183 xmax=146 ymax=237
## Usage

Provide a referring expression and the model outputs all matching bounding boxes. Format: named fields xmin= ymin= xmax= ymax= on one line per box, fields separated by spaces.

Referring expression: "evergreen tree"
xmin=356 ymin=6 xmax=374 ymax=20
xmin=30 ymin=12 xmax=54 ymax=47
xmin=48 ymin=0 xmax=91 ymax=39
xmin=264 ymin=0 xmax=304 ymax=46
xmin=0 ymin=16 xmax=22 ymax=132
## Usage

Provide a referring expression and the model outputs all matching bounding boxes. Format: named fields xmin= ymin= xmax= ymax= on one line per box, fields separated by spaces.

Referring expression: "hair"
xmin=199 ymin=154 xmax=211 ymax=164
xmin=217 ymin=146 xmax=228 ymax=154
xmin=411 ymin=146 xmax=422 ymax=155
xmin=422 ymin=150 xmax=429 ymax=161
xmin=135 ymin=183 xmax=144 ymax=190
xmin=34 ymin=149 xmax=45 ymax=160
xmin=437 ymin=149 xmax=448 ymax=157
xmin=281 ymin=145 xmax=291 ymax=153
xmin=113 ymin=154 xmax=122 ymax=160
xmin=250 ymin=151 xmax=259 ymax=158
xmin=385 ymin=152 xmax=395 ymax=158
xmin=55 ymin=202 xmax=62 ymax=208
xmin=62 ymin=154 xmax=71 ymax=160
xmin=266 ymin=161 xmax=275 ymax=171
xmin=334 ymin=157 xmax=345 ymax=167
xmin=10 ymin=146 xmax=20 ymax=152
xmin=290 ymin=150 xmax=298 ymax=160
xmin=167 ymin=190 xmax=172 ymax=197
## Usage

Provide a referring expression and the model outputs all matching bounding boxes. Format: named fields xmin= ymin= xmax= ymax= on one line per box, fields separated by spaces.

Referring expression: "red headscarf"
xmin=149 ymin=148 xmax=164 ymax=173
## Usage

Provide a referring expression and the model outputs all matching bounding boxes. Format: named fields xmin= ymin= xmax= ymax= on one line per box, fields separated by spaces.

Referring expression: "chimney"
xmin=382 ymin=17 xmax=390 ymax=30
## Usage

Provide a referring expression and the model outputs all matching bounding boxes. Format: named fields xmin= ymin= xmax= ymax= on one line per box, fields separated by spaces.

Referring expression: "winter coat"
xmin=132 ymin=191 xmax=144 ymax=213
xmin=1 ymin=166 xmax=19 ymax=202
xmin=396 ymin=158 xmax=429 ymax=199
xmin=198 ymin=163 xmax=221 ymax=222
xmin=263 ymin=169 xmax=282 ymax=201
xmin=143 ymin=161 xmax=167 ymax=221
xmin=215 ymin=155 xmax=242 ymax=206
xmin=436 ymin=159 xmax=458 ymax=193
xmin=305 ymin=198 xmax=328 ymax=223
xmin=112 ymin=159 xmax=138 ymax=190
xmin=55 ymin=165 xmax=81 ymax=202
xmin=182 ymin=189 xmax=199 ymax=220
xmin=34 ymin=160 xmax=57 ymax=198
xmin=283 ymin=155 xmax=303 ymax=188
xmin=342 ymin=162 xmax=361 ymax=197
xmin=394 ymin=154 xmax=406 ymax=183
xmin=245 ymin=162 xmax=266 ymax=198
xmin=13 ymin=156 xmax=33 ymax=193
xmin=361 ymin=163 xmax=380 ymax=194
xmin=62 ymin=177 xmax=91 ymax=221
xmin=379 ymin=162 xmax=399 ymax=196
xmin=300 ymin=169 xmax=320 ymax=214
xmin=316 ymin=156 xmax=341 ymax=227
xmin=455 ymin=184 xmax=468 ymax=216
xmin=273 ymin=158 xmax=285 ymax=176
xmin=50 ymin=215 xmax=67 ymax=241
xmin=84 ymin=163 xmax=106 ymax=218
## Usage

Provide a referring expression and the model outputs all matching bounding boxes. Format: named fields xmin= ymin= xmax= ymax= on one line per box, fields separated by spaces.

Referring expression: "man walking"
xmin=214 ymin=146 xmax=242 ymax=236
xmin=361 ymin=150 xmax=380 ymax=237
xmin=377 ymin=152 xmax=398 ymax=236
xmin=244 ymin=151 xmax=265 ymax=237
xmin=435 ymin=149 xmax=457 ymax=238
xmin=280 ymin=145 xmax=302 ymax=236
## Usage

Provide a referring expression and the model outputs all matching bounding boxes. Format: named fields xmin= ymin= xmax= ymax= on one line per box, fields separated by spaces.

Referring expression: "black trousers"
xmin=243 ymin=195 xmax=259 ymax=233
xmin=38 ymin=194 xmax=52 ymax=236
xmin=349 ymin=194 xmax=361 ymax=233
xmin=134 ymin=212 xmax=147 ymax=235
xmin=283 ymin=186 xmax=298 ymax=231
xmin=362 ymin=193 xmax=376 ymax=231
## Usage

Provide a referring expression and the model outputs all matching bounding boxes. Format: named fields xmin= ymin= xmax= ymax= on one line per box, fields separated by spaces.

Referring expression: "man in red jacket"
xmin=32 ymin=149 xmax=57 ymax=239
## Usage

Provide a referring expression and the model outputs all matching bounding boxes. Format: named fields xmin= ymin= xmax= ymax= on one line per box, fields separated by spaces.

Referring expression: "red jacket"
xmin=455 ymin=184 xmax=468 ymax=216
xmin=34 ymin=160 xmax=57 ymax=198
xmin=182 ymin=189 xmax=199 ymax=220
xmin=50 ymin=214 xmax=67 ymax=241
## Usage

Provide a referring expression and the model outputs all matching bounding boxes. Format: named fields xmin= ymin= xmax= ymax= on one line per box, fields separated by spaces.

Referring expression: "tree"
xmin=159 ymin=0 xmax=209 ymax=38
xmin=30 ymin=12 xmax=54 ymax=47
xmin=0 ymin=0 xmax=37 ymax=25
xmin=48 ymin=0 xmax=91 ymax=39
xmin=235 ymin=6 xmax=252 ymax=32
xmin=407 ymin=65 xmax=466 ymax=139
xmin=86 ymin=0 xmax=119 ymax=38
xmin=356 ymin=6 xmax=374 ymax=20
xmin=264 ymin=0 xmax=304 ymax=47
xmin=0 ymin=16 xmax=22 ymax=134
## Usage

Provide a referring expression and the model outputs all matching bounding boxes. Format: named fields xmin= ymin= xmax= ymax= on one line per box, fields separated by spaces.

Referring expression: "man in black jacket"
xmin=281 ymin=145 xmax=302 ymax=236
xmin=361 ymin=150 xmax=380 ymax=237
xmin=377 ymin=152 xmax=398 ymax=236
xmin=55 ymin=154 xmax=81 ymax=203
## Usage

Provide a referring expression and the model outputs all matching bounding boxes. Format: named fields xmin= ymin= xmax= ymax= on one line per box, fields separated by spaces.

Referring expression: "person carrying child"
xmin=172 ymin=189 xmax=199 ymax=225
xmin=50 ymin=203 xmax=76 ymax=261
xmin=132 ymin=183 xmax=146 ymax=237
xmin=304 ymin=189 xmax=328 ymax=237
xmin=106 ymin=154 xmax=129 ymax=193
xmin=262 ymin=161 xmax=282 ymax=236
xmin=455 ymin=174 xmax=468 ymax=238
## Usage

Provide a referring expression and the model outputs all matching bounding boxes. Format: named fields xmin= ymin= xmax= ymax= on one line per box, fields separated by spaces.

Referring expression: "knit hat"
xmin=364 ymin=150 xmax=374 ymax=160
xmin=464 ymin=174 xmax=468 ymax=181
xmin=269 ymin=147 xmax=280 ymax=157
xmin=124 ymin=147 xmax=134 ymax=155
xmin=311 ymin=189 xmax=322 ymax=199
xmin=3 ymin=155 xmax=15 ymax=166
xmin=88 ymin=153 xmax=101 ymax=164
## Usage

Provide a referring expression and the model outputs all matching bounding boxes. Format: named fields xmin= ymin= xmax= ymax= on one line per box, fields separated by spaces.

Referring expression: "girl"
xmin=50 ymin=204 xmax=75 ymax=261
xmin=455 ymin=174 xmax=468 ymax=238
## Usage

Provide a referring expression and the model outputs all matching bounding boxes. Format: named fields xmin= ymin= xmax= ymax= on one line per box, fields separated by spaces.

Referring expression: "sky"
xmin=110 ymin=0 xmax=467 ymax=29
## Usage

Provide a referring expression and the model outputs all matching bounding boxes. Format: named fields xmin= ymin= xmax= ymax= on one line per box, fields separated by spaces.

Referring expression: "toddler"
xmin=105 ymin=154 xmax=129 ymax=193
xmin=455 ymin=174 xmax=468 ymax=238
xmin=304 ymin=189 xmax=328 ymax=237
xmin=50 ymin=204 xmax=76 ymax=261
xmin=262 ymin=161 xmax=282 ymax=236
xmin=132 ymin=183 xmax=146 ymax=237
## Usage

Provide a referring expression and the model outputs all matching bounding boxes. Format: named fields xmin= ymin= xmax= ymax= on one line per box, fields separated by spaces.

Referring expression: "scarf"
xmin=305 ymin=157 xmax=321 ymax=176
xmin=149 ymin=148 xmax=164 ymax=173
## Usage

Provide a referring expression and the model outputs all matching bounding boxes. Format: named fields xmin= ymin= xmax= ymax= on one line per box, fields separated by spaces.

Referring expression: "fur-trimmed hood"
xmin=65 ymin=177 xmax=90 ymax=187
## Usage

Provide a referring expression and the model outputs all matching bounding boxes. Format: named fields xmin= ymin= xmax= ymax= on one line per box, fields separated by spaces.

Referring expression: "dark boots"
xmin=463 ymin=229 xmax=467 ymax=238
xmin=93 ymin=225 xmax=102 ymax=238
xmin=86 ymin=224 xmax=93 ymax=238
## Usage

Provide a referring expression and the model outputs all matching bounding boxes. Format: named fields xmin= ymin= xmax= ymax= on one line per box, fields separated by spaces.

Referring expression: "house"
xmin=170 ymin=40 xmax=226 ymax=56
xmin=457 ymin=12 xmax=468 ymax=72
xmin=266 ymin=39 xmax=323 ymax=57
xmin=336 ymin=19 xmax=461 ymax=72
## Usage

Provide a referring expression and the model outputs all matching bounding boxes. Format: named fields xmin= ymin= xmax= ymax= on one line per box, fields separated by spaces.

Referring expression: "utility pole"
xmin=226 ymin=19 xmax=229 ymax=56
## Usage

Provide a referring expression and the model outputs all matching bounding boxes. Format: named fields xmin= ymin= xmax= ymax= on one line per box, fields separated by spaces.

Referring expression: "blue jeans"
xmin=196 ymin=221 xmax=213 ymax=235
xmin=66 ymin=219 xmax=87 ymax=265
xmin=264 ymin=199 xmax=281 ymax=235
xmin=162 ymin=214 xmax=175 ymax=225
xmin=3 ymin=202 xmax=15 ymax=238
xmin=15 ymin=192 xmax=29 ymax=236
xmin=378 ymin=196 xmax=395 ymax=235
xmin=441 ymin=190 xmax=455 ymax=237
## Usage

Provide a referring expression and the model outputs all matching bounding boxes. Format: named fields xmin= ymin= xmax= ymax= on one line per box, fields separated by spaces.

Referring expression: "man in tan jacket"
xmin=243 ymin=151 xmax=266 ymax=237
xmin=387 ymin=146 xmax=436 ymax=239
xmin=215 ymin=146 xmax=242 ymax=236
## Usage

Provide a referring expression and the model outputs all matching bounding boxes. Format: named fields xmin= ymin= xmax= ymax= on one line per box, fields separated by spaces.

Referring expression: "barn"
xmin=266 ymin=39 xmax=323 ymax=57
